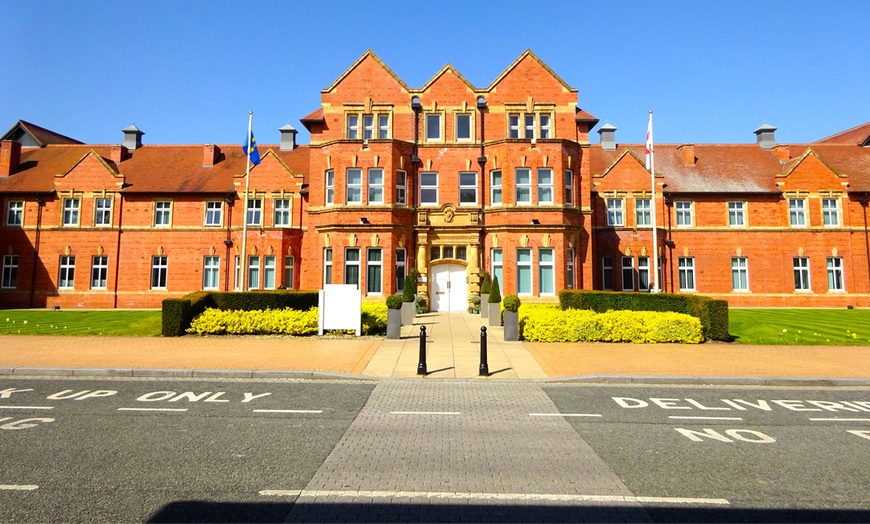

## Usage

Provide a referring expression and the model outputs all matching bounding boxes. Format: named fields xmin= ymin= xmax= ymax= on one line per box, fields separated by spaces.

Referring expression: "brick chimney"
xmin=597 ymin=123 xmax=617 ymax=151
xmin=110 ymin=144 xmax=129 ymax=163
xmin=0 ymin=140 xmax=22 ymax=176
xmin=203 ymin=144 xmax=221 ymax=167
xmin=771 ymin=144 xmax=790 ymax=161
xmin=677 ymin=144 xmax=695 ymax=165
xmin=754 ymin=123 xmax=777 ymax=150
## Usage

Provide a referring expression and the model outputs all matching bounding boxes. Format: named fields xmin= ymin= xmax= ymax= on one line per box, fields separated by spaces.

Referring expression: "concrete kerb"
xmin=535 ymin=374 xmax=870 ymax=387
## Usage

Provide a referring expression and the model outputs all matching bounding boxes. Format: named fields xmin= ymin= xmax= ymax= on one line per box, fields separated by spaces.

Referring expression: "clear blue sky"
xmin=2 ymin=0 xmax=867 ymax=147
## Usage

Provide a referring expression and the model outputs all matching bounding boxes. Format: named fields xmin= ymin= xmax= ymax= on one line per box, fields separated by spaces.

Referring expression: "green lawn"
xmin=729 ymin=308 xmax=870 ymax=345
xmin=0 ymin=310 xmax=162 ymax=336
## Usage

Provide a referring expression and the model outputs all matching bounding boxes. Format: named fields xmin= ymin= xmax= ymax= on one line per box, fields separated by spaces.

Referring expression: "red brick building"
xmin=2 ymin=50 xmax=869 ymax=309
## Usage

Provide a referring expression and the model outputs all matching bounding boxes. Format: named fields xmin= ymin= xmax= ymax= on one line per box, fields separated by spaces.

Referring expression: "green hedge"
xmin=162 ymin=290 xmax=319 ymax=336
xmin=558 ymin=290 xmax=730 ymax=341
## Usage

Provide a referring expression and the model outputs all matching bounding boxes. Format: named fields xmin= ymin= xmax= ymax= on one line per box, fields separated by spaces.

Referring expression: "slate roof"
xmin=1 ymin=120 xmax=83 ymax=146
xmin=814 ymin=121 xmax=870 ymax=146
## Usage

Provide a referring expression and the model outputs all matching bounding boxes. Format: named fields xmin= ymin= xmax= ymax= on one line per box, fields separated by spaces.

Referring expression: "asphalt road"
xmin=1 ymin=377 xmax=868 ymax=523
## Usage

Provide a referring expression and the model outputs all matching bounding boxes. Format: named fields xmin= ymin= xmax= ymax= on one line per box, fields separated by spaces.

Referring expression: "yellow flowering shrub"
xmin=521 ymin=305 xmax=703 ymax=343
xmin=186 ymin=302 xmax=388 ymax=336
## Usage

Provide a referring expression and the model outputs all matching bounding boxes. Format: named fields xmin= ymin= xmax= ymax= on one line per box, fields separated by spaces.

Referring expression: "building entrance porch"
xmin=430 ymin=263 xmax=468 ymax=312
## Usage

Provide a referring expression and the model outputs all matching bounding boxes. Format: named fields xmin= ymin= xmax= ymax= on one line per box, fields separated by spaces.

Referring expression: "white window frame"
xmin=344 ymin=248 xmax=361 ymax=288
xmin=6 ymin=200 xmax=23 ymax=226
xmin=602 ymin=257 xmax=613 ymax=290
xmin=565 ymin=248 xmax=575 ymax=289
xmin=515 ymin=168 xmax=532 ymax=205
xmin=678 ymin=257 xmax=695 ymax=291
xmin=508 ymin=114 xmax=520 ymax=139
xmin=154 ymin=201 xmax=172 ymax=227
xmin=284 ymin=256 xmax=295 ymax=289
xmin=323 ymin=248 xmax=332 ymax=286
xmin=246 ymin=198 xmax=262 ymax=226
xmin=346 ymin=168 xmax=363 ymax=204
xmin=91 ymin=255 xmax=108 ymax=290
xmin=789 ymin=198 xmax=807 ymax=227
xmin=150 ymin=255 xmax=167 ymax=290
xmin=274 ymin=199 xmax=291 ymax=227
xmin=822 ymin=198 xmax=840 ymax=227
xmin=621 ymin=256 xmax=635 ymax=291
xmin=793 ymin=257 xmax=811 ymax=291
xmin=2 ymin=254 xmax=18 ymax=289
xmin=524 ymin=114 xmax=535 ymax=139
xmin=459 ymin=172 xmax=478 ymax=206
xmin=325 ymin=169 xmax=335 ymax=206
xmin=539 ymin=113 xmax=551 ymax=139
xmin=425 ymin=113 xmax=442 ymax=142
xmin=728 ymin=201 xmax=746 ymax=227
xmin=565 ymin=170 xmax=574 ymax=206
xmin=638 ymin=256 xmax=650 ymax=291
xmin=263 ymin=255 xmax=277 ymax=290
xmin=93 ymin=198 xmax=112 ymax=227
xmin=377 ymin=114 xmax=390 ymax=139
xmin=827 ymin=257 xmax=844 ymax=291
xmin=203 ymin=255 xmax=220 ymax=290
xmin=516 ymin=247 xmax=533 ymax=296
xmin=234 ymin=255 xmax=241 ymax=291
xmin=347 ymin=114 xmax=359 ymax=139
xmin=537 ymin=168 xmax=554 ymax=204
xmin=606 ymin=198 xmax=624 ymax=226
xmin=59 ymin=255 xmax=76 ymax=289
xmin=490 ymin=170 xmax=502 ymax=205
xmin=419 ymin=172 xmax=438 ymax=206
xmin=538 ymin=248 xmax=555 ymax=296
xmin=368 ymin=168 xmax=384 ymax=204
xmin=247 ymin=256 xmax=260 ymax=290
xmin=62 ymin=198 xmax=80 ymax=227
xmin=635 ymin=198 xmax=651 ymax=227
xmin=675 ymin=201 xmax=693 ymax=227
xmin=363 ymin=114 xmax=374 ymax=141
xmin=395 ymin=248 xmax=406 ymax=292
xmin=732 ymin=257 xmax=749 ymax=291
xmin=396 ymin=170 xmax=407 ymax=206
xmin=455 ymin=113 xmax=472 ymax=142
xmin=204 ymin=201 xmax=222 ymax=227
xmin=366 ymin=248 xmax=382 ymax=295
xmin=491 ymin=248 xmax=503 ymax=290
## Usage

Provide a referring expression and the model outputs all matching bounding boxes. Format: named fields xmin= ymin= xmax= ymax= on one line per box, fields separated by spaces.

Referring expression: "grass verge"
xmin=729 ymin=308 xmax=870 ymax=345
xmin=0 ymin=310 xmax=162 ymax=336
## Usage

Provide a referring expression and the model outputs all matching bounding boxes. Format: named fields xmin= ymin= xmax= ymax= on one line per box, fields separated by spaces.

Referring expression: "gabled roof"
xmin=485 ymin=49 xmax=577 ymax=93
xmin=322 ymin=49 xmax=411 ymax=93
xmin=815 ymin=121 xmax=870 ymax=146
xmin=55 ymin=149 xmax=123 ymax=179
xmin=416 ymin=64 xmax=477 ymax=93
xmin=1 ymin=120 xmax=83 ymax=147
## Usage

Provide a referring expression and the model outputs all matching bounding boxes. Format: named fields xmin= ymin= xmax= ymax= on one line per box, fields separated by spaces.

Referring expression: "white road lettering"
xmin=806 ymin=400 xmax=861 ymax=412
xmin=841 ymin=402 xmax=870 ymax=412
xmin=0 ymin=388 xmax=33 ymax=399
xmin=809 ymin=417 xmax=870 ymax=422
xmin=685 ymin=399 xmax=731 ymax=411
xmin=771 ymin=400 xmax=823 ymax=412
xmin=721 ymin=399 xmax=772 ymax=411
xmin=848 ymin=430 xmax=870 ymax=441
xmin=168 ymin=392 xmax=213 ymax=402
xmin=137 ymin=391 xmax=175 ymax=402
xmin=650 ymin=398 xmax=691 ymax=410
xmin=204 ymin=392 xmax=230 ymax=403
xmin=0 ymin=418 xmax=55 ymax=430
xmin=242 ymin=392 xmax=272 ymax=403
xmin=46 ymin=390 xmax=117 ymax=400
xmin=612 ymin=397 xmax=648 ymax=408
xmin=676 ymin=428 xmax=775 ymax=443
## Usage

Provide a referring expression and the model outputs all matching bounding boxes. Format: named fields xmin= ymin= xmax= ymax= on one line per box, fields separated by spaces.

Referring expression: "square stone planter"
xmin=488 ymin=302 xmax=501 ymax=327
xmin=503 ymin=310 xmax=519 ymax=341
xmin=401 ymin=302 xmax=415 ymax=325
xmin=387 ymin=309 xmax=402 ymax=339
xmin=480 ymin=293 xmax=489 ymax=319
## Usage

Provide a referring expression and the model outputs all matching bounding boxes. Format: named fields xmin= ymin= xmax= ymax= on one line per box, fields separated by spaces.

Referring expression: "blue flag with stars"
xmin=243 ymin=131 xmax=261 ymax=166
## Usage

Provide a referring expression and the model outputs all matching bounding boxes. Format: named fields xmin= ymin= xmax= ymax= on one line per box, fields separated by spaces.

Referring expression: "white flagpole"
xmin=648 ymin=110 xmax=660 ymax=293
xmin=241 ymin=111 xmax=253 ymax=292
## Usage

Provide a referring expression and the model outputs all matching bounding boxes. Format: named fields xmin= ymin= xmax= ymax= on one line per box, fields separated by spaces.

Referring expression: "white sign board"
xmin=318 ymin=284 xmax=362 ymax=336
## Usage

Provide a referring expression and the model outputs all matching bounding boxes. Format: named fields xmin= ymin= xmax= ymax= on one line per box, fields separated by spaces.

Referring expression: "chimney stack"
xmin=122 ymin=124 xmax=144 ymax=150
xmin=203 ymin=144 xmax=221 ymax=167
xmin=110 ymin=144 xmax=129 ymax=163
xmin=0 ymin=140 xmax=22 ymax=176
xmin=598 ymin=123 xmax=617 ymax=151
xmin=279 ymin=124 xmax=298 ymax=151
xmin=754 ymin=123 xmax=777 ymax=150
xmin=677 ymin=144 xmax=695 ymax=165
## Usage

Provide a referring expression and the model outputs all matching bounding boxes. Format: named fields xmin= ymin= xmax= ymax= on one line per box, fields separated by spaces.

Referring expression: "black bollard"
xmin=479 ymin=326 xmax=489 ymax=376
xmin=417 ymin=325 xmax=427 ymax=375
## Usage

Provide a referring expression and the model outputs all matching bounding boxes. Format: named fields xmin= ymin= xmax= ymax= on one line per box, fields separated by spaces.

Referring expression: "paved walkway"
xmin=0 ymin=311 xmax=868 ymax=383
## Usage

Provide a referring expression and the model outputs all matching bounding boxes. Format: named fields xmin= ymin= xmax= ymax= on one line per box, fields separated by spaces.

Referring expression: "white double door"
xmin=430 ymin=264 xmax=467 ymax=312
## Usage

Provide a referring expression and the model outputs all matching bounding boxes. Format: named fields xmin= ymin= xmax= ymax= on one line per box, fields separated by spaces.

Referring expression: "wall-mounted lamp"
xmin=360 ymin=217 xmax=369 ymax=224
xmin=477 ymin=97 xmax=487 ymax=110
xmin=411 ymin=97 xmax=422 ymax=113
xmin=664 ymin=240 xmax=676 ymax=248
xmin=223 ymin=239 xmax=233 ymax=247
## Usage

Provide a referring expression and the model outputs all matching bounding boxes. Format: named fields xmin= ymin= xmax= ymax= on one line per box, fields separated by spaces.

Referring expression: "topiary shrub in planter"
xmin=488 ymin=276 xmax=502 ymax=327
xmin=415 ymin=294 xmax=428 ymax=314
xmin=386 ymin=295 xmax=403 ymax=339
xmin=470 ymin=295 xmax=481 ymax=314
xmin=480 ymin=272 xmax=491 ymax=319
xmin=502 ymin=295 xmax=521 ymax=340
xmin=401 ymin=269 xmax=417 ymax=325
